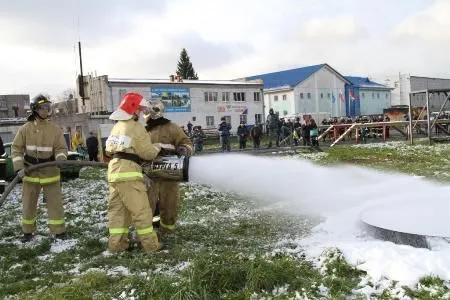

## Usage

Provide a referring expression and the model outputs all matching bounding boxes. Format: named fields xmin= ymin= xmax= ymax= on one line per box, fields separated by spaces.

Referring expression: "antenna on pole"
xmin=78 ymin=41 xmax=86 ymax=106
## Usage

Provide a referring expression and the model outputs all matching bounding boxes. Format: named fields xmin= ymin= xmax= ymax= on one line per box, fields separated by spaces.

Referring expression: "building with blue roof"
xmin=241 ymin=64 xmax=392 ymax=120
xmin=345 ymin=76 xmax=393 ymax=116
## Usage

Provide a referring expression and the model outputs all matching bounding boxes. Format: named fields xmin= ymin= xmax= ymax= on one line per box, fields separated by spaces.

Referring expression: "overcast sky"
xmin=1 ymin=0 xmax=449 ymax=98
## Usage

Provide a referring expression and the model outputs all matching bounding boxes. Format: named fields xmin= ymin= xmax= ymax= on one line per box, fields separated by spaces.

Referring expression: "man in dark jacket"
xmin=85 ymin=131 xmax=99 ymax=161
xmin=266 ymin=108 xmax=279 ymax=148
xmin=250 ymin=123 xmax=263 ymax=149
xmin=218 ymin=117 xmax=231 ymax=152
xmin=237 ymin=122 xmax=249 ymax=149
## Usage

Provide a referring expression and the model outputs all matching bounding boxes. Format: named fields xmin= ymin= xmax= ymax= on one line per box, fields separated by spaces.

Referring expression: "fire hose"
xmin=0 ymin=155 xmax=189 ymax=209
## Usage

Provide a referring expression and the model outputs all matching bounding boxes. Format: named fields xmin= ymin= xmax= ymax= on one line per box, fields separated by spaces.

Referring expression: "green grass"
xmin=0 ymin=141 xmax=449 ymax=299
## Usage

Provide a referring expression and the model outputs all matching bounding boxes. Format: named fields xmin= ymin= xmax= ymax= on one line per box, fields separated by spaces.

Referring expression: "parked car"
xmin=1 ymin=143 xmax=84 ymax=182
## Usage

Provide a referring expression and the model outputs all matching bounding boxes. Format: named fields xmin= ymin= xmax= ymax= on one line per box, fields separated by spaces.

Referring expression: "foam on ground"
xmin=189 ymin=153 xmax=450 ymax=285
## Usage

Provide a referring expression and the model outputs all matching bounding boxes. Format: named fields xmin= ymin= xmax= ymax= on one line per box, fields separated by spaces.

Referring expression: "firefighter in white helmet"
xmin=144 ymin=100 xmax=193 ymax=234
xmin=12 ymin=94 xmax=68 ymax=243
xmin=105 ymin=92 xmax=161 ymax=253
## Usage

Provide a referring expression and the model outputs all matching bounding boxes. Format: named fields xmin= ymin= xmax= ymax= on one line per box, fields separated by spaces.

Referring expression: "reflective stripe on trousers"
xmin=109 ymin=227 xmax=153 ymax=235
xmin=22 ymin=217 xmax=36 ymax=225
xmin=23 ymin=175 xmax=61 ymax=184
xmin=160 ymin=221 xmax=176 ymax=231
xmin=22 ymin=218 xmax=64 ymax=225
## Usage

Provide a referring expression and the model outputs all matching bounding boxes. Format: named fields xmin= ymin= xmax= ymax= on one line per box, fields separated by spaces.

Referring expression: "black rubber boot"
xmin=55 ymin=232 xmax=67 ymax=240
xmin=21 ymin=233 xmax=33 ymax=243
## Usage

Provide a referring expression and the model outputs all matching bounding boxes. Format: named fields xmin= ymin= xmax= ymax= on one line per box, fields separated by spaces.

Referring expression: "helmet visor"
xmin=37 ymin=102 xmax=52 ymax=113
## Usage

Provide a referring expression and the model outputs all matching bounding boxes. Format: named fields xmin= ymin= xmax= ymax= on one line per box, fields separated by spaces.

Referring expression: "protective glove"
xmin=176 ymin=145 xmax=191 ymax=157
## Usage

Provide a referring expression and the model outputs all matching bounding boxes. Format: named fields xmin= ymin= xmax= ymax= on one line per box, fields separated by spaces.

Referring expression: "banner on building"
xmin=217 ymin=104 xmax=248 ymax=114
xmin=150 ymin=87 xmax=191 ymax=112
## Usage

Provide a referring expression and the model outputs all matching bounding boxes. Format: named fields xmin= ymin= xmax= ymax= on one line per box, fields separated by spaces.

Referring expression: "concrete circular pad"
xmin=360 ymin=198 xmax=450 ymax=248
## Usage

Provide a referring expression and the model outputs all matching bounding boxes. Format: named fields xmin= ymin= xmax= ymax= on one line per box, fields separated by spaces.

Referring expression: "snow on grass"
xmin=1 ymin=145 xmax=450 ymax=299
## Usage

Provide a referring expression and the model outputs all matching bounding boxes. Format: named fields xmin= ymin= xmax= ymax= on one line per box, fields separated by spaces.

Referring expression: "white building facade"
xmin=244 ymin=64 xmax=351 ymax=121
xmin=77 ymin=75 xmax=264 ymax=132
xmin=345 ymin=76 xmax=392 ymax=116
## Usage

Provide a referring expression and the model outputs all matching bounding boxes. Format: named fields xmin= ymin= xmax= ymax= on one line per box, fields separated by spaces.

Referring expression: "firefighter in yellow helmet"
xmin=105 ymin=92 xmax=161 ymax=253
xmin=12 ymin=94 xmax=68 ymax=243
xmin=144 ymin=100 xmax=193 ymax=234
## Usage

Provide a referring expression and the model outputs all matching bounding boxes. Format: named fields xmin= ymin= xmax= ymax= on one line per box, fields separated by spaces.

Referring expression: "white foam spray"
xmin=188 ymin=153 xmax=450 ymax=285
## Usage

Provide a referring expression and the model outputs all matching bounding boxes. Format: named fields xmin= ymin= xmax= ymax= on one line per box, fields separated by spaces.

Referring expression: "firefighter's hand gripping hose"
xmin=0 ymin=160 xmax=108 ymax=209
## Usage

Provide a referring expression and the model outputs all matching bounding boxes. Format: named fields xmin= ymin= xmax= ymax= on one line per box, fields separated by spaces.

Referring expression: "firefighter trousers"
xmin=147 ymin=181 xmax=181 ymax=232
xmin=22 ymin=181 xmax=65 ymax=234
xmin=108 ymin=181 xmax=160 ymax=253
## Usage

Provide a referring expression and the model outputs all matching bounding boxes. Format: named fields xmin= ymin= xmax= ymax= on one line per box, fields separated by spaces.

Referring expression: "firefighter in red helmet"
xmin=105 ymin=92 xmax=161 ymax=253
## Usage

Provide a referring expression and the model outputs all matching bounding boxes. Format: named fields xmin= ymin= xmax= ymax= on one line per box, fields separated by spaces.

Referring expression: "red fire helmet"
xmin=109 ymin=92 xmax=149 ymax=121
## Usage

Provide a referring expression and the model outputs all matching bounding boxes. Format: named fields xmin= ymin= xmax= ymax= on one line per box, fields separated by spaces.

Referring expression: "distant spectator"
xmin=218 ymin=117 xmax=231 ymax=152
xmin=187 ymin=121 xmax=193 ymax=136
xmin=0 ymin=135 xmax=4 ymax=156
xmin=86 ymin=131 xmax=99 ymax=161
xmin=237 ymin=122 xmax=249 ymax=149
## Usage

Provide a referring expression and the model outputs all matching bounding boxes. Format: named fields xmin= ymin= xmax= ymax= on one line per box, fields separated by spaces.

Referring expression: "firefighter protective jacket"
xmin=106 ymin=119 xmax=160 ymax=182
xmin=147 ymin=121 xmax=193 ymax=155
xmin=12 ymin=118 xmax=68 ymax=184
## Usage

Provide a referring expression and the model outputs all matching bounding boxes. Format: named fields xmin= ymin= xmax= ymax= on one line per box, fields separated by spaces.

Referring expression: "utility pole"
xmin=78 ymin=41 xmax=86 ymax=106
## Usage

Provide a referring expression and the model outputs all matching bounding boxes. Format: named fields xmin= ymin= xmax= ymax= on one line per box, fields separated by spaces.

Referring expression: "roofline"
xmin=410 ymin=89 xmax=450 ymax=95
xmin=316 ymin=64 xmax=353 ymax=85
xmin=264 ymin=86 xmax=294 ymax=93
xmin=359 ymin=86 xmax=395 ymax=91
xmin=107 ymin=79 xmax=263 ymax=87
xmin=410 ymin=75 xmax=450 ymax=81
xmin=292 ymin=64 xmax=352 ymax=87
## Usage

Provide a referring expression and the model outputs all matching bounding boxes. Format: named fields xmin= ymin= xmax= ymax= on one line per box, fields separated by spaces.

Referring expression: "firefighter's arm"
xmin=11 ymin=126 xmax=25 ymax=171
xmin=136 ymin=125 xmax=160 ymax=161
xmin=172 ymin=125 xmax=193 ymax=156
xmin=54 ymin=128 xmax=68 ymax=161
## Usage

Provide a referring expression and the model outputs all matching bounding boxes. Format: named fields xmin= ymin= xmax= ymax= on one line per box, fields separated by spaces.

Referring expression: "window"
xmin=233 ymin=92 xmax=245 ymax=102
xmin=327 ymin=93 xmax=330 ymax=99
xmin=283 ymin=110 xmax=288 ymax=116
xmin=204 ymin=92 xmax=218 ymax=102
xmin=206 ymin=116 xmax=215 ymax=127
xmin=385 ymin=93 xmax=389 ymax=99
xmin=300 ymin=93 xmax=304 ymax=99
xmin=282 ymin=94 xmax=287 ymax=101
xmin=320 ymin=93 xmax=323 ymax=99
xmin=377 ymin=93 xmax=380 ymax=99
xmin=307 ymin=93 xmax=311 ymax=99
xmin=274 ymin=95 xmax=279 ymax=101
xmin=361 ymin=92 xmax=365 ymax=98
xmin=372 ymin=93 xmax=375 ymax=98
xmin=192 ymin=116 xmax=196 ymax=121
xmin=119 ymin=89 xmax=127 ymax=101
xmin=224 ymin=116 xmax=231 ymax=124
xmin=240 ymin=114 xmax=247 ymax=124
xmin=253 ymin=92 xmax=261 ymax=101
xmin=222 ymin=92 xmax=230 ymax=102
xmin=255 ymin=114 xmax=262 ymax=124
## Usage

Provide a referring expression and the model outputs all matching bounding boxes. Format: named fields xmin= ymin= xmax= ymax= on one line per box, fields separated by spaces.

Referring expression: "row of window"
xmin=205 ymin=92 xmax=261 ymax=102
xmin=361 ymin=92 xmax=390 ymax=99
xmin=205 ymin=114 xmax=263 ymax=126
xmin=273 ymin=92 xmax=391 ymax=101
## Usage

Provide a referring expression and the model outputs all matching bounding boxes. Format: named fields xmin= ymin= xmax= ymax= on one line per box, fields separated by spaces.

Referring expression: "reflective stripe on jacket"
xmin=11 ymin=119 xmax=68 ymax=184
xmin=106 ymin=119 xmax=160 ymax=183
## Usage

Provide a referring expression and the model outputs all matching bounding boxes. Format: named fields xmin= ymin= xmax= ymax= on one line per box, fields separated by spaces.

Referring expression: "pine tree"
xmin=176 ymin=48 xmax=199 ymax=80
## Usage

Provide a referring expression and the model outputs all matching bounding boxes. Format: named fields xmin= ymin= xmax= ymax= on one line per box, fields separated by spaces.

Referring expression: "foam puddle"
xmin=188 ymin=153 xmax=450 ymax=285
